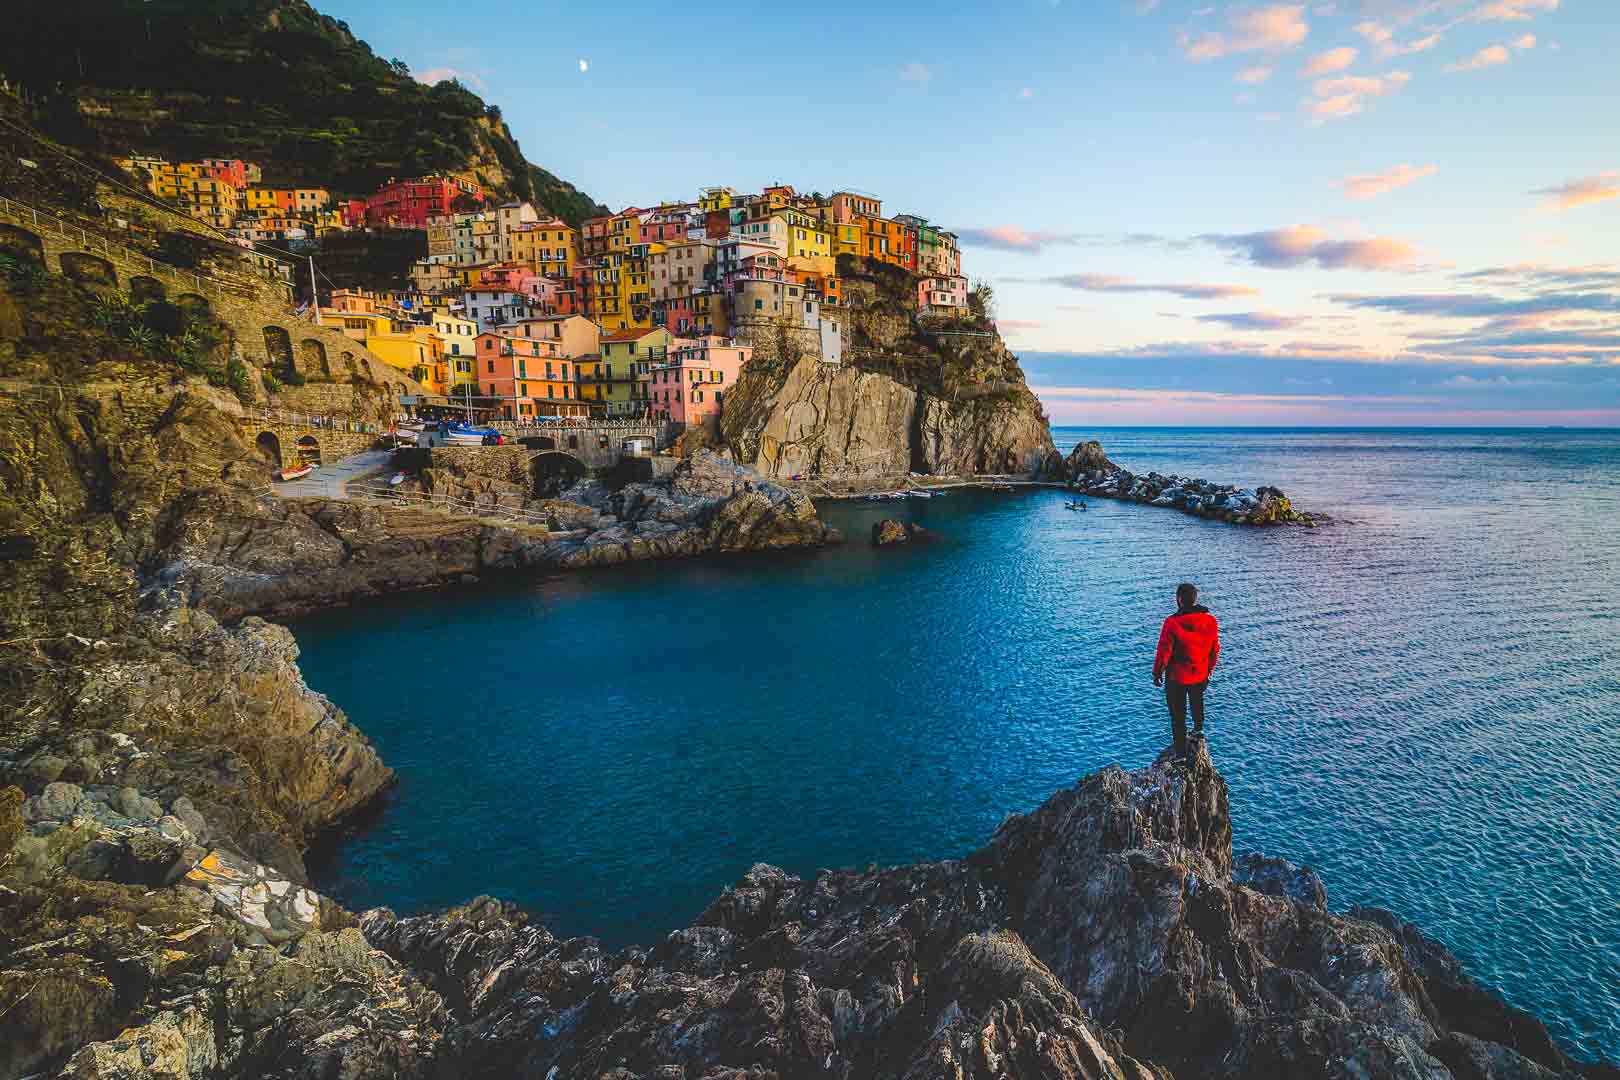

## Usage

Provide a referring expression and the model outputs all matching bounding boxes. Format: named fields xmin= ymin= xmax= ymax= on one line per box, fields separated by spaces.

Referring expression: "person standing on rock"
xmin=1153 ymin=583 xmax=1221 ymax=761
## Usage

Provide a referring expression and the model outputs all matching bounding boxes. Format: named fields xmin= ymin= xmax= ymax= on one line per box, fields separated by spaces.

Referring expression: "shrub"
xmin=226 ymin=355 xmax=254 ymax=403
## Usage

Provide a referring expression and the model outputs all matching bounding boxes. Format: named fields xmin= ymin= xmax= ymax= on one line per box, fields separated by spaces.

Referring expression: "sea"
xmin=294 ymin=427 xmax=1620 ymax=1061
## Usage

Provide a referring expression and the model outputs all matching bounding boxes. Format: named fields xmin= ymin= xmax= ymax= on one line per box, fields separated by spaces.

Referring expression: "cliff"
xmin=1 ymin=0 xmax=605 ymax=224
xmin=722 ymin=259 xmax=1056 ymax=482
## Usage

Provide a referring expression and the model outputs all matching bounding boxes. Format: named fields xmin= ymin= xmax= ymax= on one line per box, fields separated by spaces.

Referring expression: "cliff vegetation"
xmin=1 ymin=0 xmax=606 ymax=224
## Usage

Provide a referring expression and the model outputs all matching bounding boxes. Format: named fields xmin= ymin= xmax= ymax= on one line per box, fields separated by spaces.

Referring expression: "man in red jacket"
xmin=1153 ymin=582 xmax=1221 ymax=761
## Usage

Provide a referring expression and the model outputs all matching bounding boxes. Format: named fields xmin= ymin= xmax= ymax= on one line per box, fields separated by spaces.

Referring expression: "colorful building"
xmin=917 ymin=274 xmax=969 ymax=314
xmin=474 ymin=332 xmax=590 ymax=418
xmin=365 ymin=176 xmax=483 ymax=229
xmin=583 ymin=327 xmax=672 ymax=415
xmin=640 ymin=335 xmax=750 ymax=426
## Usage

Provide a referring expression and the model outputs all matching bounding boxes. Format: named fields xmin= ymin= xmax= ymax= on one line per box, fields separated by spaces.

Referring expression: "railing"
xmin=349 ymin=479 xmax=557 ymax=527
xmin=239 ymin=406 xmax=393 ymax=434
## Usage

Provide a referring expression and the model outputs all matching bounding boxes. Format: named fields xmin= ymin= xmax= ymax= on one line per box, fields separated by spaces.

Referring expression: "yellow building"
xmin=581 ymin=327 xmax=671 ymax=414
xmin=698 ymin=186 xmax=735 ymax=212
xmin=363 ymin=324 xmax=441 ymax=383
xmin=831 ymin=222 xmax=864 ymax=258
xmin=318 ymin=310 xmax=391 ymax=342
xmin=510 ymin=220 xmax=578 ymax=278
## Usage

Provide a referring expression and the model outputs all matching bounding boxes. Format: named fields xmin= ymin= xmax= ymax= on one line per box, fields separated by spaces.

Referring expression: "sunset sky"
xmin=328 ymin=0 xmax=1618 ymax=425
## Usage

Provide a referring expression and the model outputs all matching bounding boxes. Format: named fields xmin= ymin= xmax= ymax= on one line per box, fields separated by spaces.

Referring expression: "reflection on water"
xmin=296 ymin=427 xmax=1620 ymax=1060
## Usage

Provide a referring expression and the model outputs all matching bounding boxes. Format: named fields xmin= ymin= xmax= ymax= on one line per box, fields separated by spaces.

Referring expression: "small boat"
xmin=444 ymin=422 xmax=502 ymax=445
xmin=1066 ymin=501 xmax=1088 ymax=511
xmin=989 ymin=482 xmax=1014 ymax=492
xmin=388 ymin=471 xmax=406 ymax=487
xmin=278 ymin=464 xmax=314 ymax=482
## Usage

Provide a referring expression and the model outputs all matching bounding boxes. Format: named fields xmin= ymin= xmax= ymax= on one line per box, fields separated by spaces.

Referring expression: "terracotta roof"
xmin=600 ymin=328 xmax=660 ymax=342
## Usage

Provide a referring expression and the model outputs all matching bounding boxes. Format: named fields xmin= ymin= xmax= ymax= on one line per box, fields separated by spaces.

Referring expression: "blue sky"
xmin=327 ymin=0 xmax=1619 ymax=425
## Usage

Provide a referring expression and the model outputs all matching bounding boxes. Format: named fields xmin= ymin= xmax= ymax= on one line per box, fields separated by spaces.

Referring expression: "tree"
xmin=389 ymin=58 xmax=410 ymax=80
xmin=969 ymin=280 xmax=996 ymax=320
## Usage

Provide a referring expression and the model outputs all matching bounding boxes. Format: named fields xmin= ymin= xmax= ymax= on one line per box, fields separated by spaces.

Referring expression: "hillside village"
xmin=114 ymin=154 xmax=977 ymax=427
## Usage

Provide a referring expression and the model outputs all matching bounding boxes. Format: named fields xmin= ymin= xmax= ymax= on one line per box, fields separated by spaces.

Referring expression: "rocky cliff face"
xmin=722 ymin=259 xmax=1055 ymax=483
xmin=723 ymin=353 xmax=1055 ymax=480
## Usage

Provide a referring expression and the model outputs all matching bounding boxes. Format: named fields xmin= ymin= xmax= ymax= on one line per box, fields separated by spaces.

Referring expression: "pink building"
xmin=917 ymin=274 xmax=969 ymax=313
xmin=640 ymin=336 xmax=751 ymax=426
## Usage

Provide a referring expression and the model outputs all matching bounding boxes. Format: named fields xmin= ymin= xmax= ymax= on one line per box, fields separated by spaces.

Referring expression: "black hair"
xmin=1176 ymin=582 xmax=1198 ymax=608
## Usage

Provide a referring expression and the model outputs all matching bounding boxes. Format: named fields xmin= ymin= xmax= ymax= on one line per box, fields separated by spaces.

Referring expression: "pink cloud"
xmin=1235 ymin=65 xmax=1274 ymax=84
xmin=1334 ymin=163 xmax=1439 ymax=199
xmin=1201 ymin=225 xmax=1425 ymax=270
xmin=1301 ymin=46 xmax=1358 ymax=76
xmin=1353 ymin=21 xmax=1443 ymax=58
xmin=1444 ymin=44 xmax=1511 ymax=72
xmin=1305 ymin=71 xmax=1412 ymax=120
xmin=1512 ymin=33 xmax=1537 ymax=47
xmin=1179 ymin=3 xmax=1309 ymax=61
xmin=995 ymin=319 xmax=1045 ymax=332
xmin=1474 ymin=0 xmax=1557 ymax=20
xmin=417 ymin=67 xmax=486 ymax=90
xmin=1532 ymin=172 xmax=1620 ymax=212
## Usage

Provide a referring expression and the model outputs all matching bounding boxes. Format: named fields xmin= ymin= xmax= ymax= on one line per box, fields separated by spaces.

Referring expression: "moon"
xmin=578 ymin=59 xmax=589 ymax=73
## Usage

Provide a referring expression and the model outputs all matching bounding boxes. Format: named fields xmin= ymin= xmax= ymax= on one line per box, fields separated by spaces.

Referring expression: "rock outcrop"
xmin=1055 ymin=442 xmax=1323 ymax=526
xmin=872 ymin=517 xmax=932 ymax=546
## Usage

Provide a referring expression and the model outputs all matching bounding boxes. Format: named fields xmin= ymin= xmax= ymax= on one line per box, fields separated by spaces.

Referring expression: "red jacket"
xmin=1154 ymin=606 xmax=1220 ymax=685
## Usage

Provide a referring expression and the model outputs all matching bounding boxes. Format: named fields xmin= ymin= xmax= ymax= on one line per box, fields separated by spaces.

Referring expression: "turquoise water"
xmin=295 ymin=428 xmax=1620 ymax=1061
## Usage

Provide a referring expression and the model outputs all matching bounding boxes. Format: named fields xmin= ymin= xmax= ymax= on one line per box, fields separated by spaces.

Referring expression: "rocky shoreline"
xmin=1 ymin=285 xmax=1607 ymax=1078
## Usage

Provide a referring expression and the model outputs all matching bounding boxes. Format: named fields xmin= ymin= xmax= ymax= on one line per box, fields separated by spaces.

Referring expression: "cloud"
xmin=1305 ymin=70 xmax=1412 ymax=120
xmin=996 ymin=319 xmax=1045 ymax=332
xmin=1193 ymin=311 xmax=1311 ymax=330
xmin=1179 ymin=3 xmax=1309 ymax=60
xmin=1474 ymin=0 xmax=1557 ymax=20
xmin=1455 ymin=263 xmax=1620 ymax=288
xmin=1014 ymin=273 xmax=1261 ymax=300
xmin=1512 ymin=33 xmax=1536 ymax=47
xmin=1020 ymin=86 xmax=1036 ymax=99
xmin=1202 ymin=225 xmax=1425 ymax=269
xmin=1334 ymin=162 xmax=1439 ymax=199
xmin=1326 ymin=290 xmax=1620 ymax=319
xmin=1353 ymin=20 xmax=1443 ymax=57
xmin=900 ymin=61 xmax=931 ymax=83
xmin=1531 ymin=172 xmax=1620 ymax=212
xmin=1236 ymin=65 xmax=1275 ymax=83
xmin=578 ymin=58 xmax=589 ymax=73
xmin=417 ymin=67 xmax=486 ymax=90
xmin=1301 ymin=46 xmax=1359 ymax=75
xmin=1444 ymin=44 xmax=1511 ymax=71
xmin=957 ymin=227 xmax=1098 ymax=253
xmin=1133 ymin=0 xmax=1162 ymax=11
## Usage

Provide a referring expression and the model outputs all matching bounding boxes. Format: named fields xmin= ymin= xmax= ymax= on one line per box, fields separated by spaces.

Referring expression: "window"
xmin=487 ymin=360 xmax=495 ymax=373
xmin=754 ymin=299 xmax=763 ymax=310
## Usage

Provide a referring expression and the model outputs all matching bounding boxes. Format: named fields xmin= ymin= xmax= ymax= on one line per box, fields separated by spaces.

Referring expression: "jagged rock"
xmin=873 ymin=518 xmax=911 ymax=545
xmin=1233 ymin=851 xmax=1328 ymax=910
xmin=183 ymin=848 xmax=325 ymax=945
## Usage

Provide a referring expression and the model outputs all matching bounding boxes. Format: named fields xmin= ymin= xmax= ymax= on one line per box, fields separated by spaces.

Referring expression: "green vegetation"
xmin=2 ymin=0 xmax=607 ymax=225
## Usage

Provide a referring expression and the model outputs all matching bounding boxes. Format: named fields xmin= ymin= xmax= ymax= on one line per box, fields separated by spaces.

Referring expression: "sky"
xmin=325 ymin=0 xmax=1619 ymax=425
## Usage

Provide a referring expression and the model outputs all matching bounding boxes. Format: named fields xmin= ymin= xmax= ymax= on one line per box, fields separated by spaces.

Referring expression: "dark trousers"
xmin=1166 ymin=679 xmax=1208 ymax=754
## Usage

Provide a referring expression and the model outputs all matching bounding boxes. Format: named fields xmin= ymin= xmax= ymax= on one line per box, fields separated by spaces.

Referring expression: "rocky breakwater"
xmin=1055 ymin=439 xmax=1323 ymax=526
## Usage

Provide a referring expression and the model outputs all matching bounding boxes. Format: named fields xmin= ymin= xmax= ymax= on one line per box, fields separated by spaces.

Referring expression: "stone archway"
xmin=255 ymin=431 xmax=282 ymax=467
xmin=59 ymin=251 xmax=117 ymax=287
xmin=298 ymin=337 xmax=330 ymax=379
xmin=0 ymin=224 xmax=45 ymax=267
xmin=176 ymin=294 xmax=211 ymax=322
xmin=530 ymin=450 xmax=587 ymax=498
xmin=263 ymin=326 xmax=295 ymax=376
xmin=296 ymin=434 xmax=322 ymax=465
xmin=519 ymin=435 xmax=556 ymax=451
xmin=341 ymin=351 xmax=359 ymax=377
xmin=129 ymin=276 xmax=166 ymax=305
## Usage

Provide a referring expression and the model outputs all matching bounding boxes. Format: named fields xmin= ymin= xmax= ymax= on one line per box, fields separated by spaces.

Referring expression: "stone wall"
xmin=0 ymin=201 xmax=424 ymax=425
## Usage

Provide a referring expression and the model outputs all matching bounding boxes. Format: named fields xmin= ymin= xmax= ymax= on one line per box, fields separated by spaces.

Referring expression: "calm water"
xmin=295 ymin=428 xmax=1620 ymax=1060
